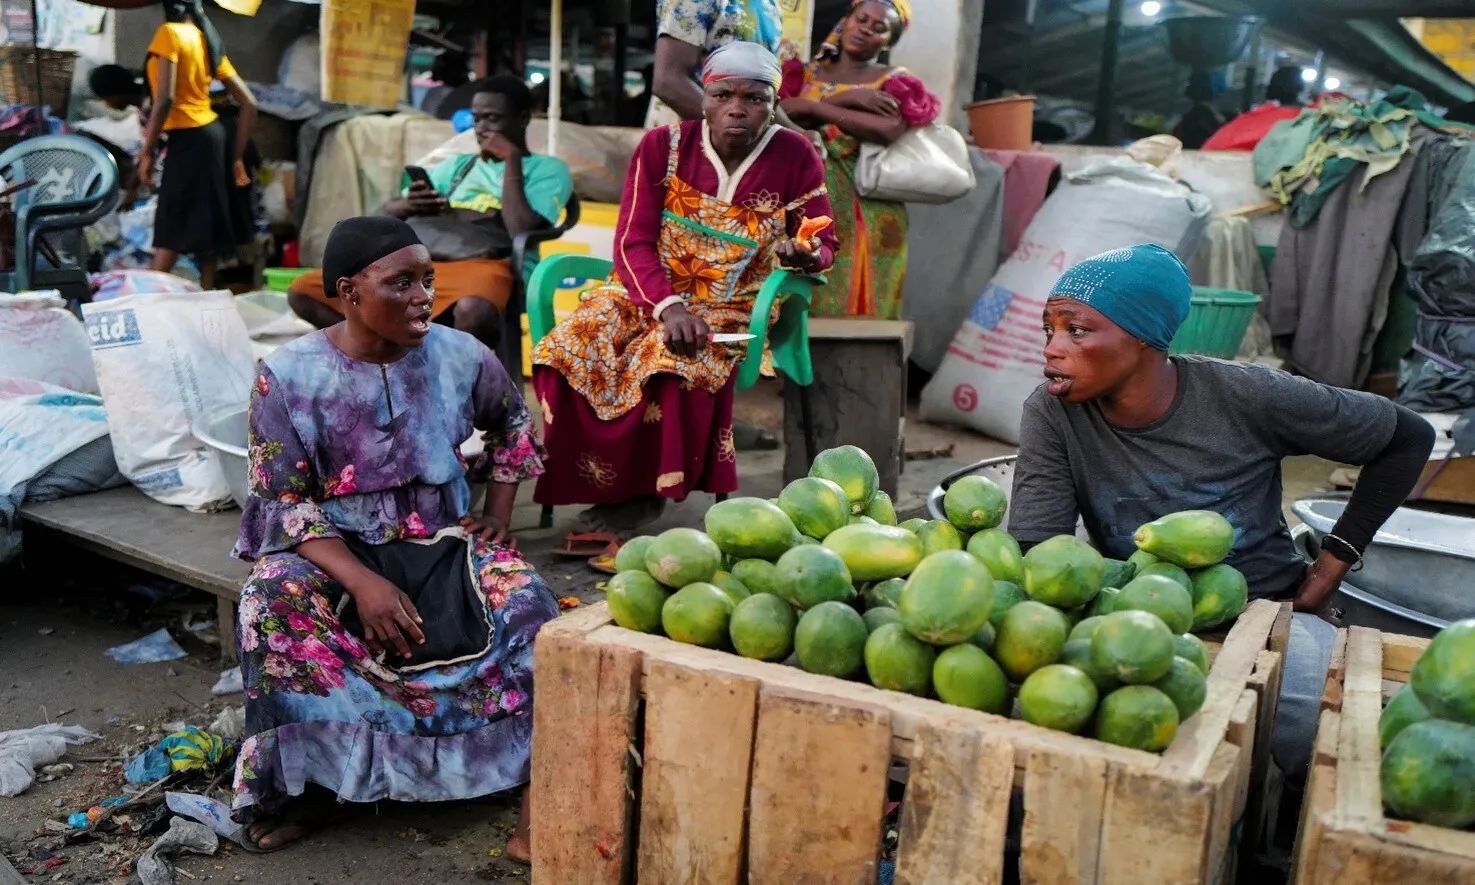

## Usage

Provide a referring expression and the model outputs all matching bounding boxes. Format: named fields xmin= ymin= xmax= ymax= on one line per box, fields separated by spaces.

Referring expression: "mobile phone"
xmin=405 ymin=165 xmax=433 ymax=188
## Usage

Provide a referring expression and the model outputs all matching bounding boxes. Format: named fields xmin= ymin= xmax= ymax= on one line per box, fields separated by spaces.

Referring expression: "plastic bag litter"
xmin=0 ymin=724 xmax=101 ymax=797
xmin=211 ymin=667 xmax=243 ymax=695
xmin=165 ymin=791 xmax=244 ymax=844
xmin=136 ymin=817 xmax=217 ymax=885
xmin=208 ymin=707 xmax=245 ymax=741
xmin=126 ymin=746 xmax=171 ymax=785
xmin=106 ymin=629 xmax=187 ymax=664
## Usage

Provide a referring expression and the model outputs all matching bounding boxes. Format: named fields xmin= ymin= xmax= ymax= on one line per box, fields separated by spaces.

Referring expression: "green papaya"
xmin=1100 ymin=558 xmax=1136 ymax=590
xmin=1133 ymin=510 xmax=1235 ymax=568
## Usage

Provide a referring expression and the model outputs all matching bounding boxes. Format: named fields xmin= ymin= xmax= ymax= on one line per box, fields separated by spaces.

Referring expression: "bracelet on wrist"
xmin=1321 ymin=533 xmax=1364 ymax=571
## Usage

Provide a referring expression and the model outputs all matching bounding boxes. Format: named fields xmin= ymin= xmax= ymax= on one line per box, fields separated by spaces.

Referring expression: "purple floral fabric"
xmin=234 ymin=326 xmax=543 ymax=560
xmin=229 ymin=327 xmax=558 ymax=819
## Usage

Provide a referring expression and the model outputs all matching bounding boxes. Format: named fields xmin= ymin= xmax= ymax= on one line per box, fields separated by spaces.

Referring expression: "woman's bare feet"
xmin=505 ymin=789 xmax=531 ymax=864
xmin=577 ymin=495 xmax=667 ymax=533
xmin=242 ymin=790 xmax=350 ymax=854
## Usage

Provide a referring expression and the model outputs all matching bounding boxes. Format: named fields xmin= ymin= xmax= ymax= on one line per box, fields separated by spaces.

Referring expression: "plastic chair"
xmin=526 ymin=253 xmax=821 ymax=527
xmin=500 ymin=192 xmax=581 ymax=388
xmin=0 ymin=135 xmax=120 ymax=306
xmin=527 ymin=253 xmax=818 ymax=390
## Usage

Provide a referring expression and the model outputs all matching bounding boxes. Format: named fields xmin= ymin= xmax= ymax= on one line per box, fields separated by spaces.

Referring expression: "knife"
xmin=710 ymin=333 xmax=756 ymax=343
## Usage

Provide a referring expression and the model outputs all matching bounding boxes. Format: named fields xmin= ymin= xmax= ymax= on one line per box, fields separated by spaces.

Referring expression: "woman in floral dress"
xmin=779 ymin=0 xmax=940 ymax=319
xmin=532 ymin=43 xmax=837 ymax=531
xmin=231 ymin=216 xmax=558 ymax=861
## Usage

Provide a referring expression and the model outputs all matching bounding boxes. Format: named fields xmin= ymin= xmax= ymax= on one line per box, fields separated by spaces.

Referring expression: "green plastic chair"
xmin=525 ymin=253 xmax=821 ymax=526
xmin=526 ymin=254 xmax=819 ymax=389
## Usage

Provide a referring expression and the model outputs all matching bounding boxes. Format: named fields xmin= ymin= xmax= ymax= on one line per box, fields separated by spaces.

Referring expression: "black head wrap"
xmin=322 ymin=216 xmax=425 ymax=298
xmin=164 ymin=0 xmax=225 ymax=74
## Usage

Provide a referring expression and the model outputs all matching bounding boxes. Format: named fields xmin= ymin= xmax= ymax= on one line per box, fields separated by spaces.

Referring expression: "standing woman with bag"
xmin=778 ymin=0 xmax=939 ymax=320
xmin=138 ymin=0 xmax=257 ymax=290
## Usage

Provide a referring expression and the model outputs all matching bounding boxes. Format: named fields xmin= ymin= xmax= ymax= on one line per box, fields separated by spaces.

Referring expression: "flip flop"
xmin=551 ymin=531 xmax=624 ymax=559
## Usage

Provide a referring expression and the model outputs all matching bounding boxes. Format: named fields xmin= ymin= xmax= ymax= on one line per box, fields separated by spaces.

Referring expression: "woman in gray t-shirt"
xmin=1007 ymin=244 xmax=1434 ymax=611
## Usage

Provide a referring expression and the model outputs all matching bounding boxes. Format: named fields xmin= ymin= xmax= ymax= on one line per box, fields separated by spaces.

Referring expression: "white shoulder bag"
xmin=854 ymin=123 xmax=975 ymax=205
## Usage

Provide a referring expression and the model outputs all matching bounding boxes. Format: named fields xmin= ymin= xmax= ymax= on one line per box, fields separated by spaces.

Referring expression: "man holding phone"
xmin=287 ymin=76 xmax=572 ymax=353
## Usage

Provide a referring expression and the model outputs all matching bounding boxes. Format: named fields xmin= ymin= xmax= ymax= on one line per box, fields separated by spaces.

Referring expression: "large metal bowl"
xmin=193 ymin=406 xmax=249 ymax=510
xmin=1292 ymin=497 xmax=1475 ymax=624
xmin=1292 ymin=527 xmax=1447 ymax=639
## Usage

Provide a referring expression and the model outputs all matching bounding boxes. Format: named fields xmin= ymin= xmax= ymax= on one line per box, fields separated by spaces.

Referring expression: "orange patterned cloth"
xmin=532 ymin=123 xmax=833 ymax=421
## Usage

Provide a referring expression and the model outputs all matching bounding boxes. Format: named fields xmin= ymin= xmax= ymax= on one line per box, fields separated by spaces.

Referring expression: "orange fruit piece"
xmin=793 ymin=215 xmax=833 ymax=252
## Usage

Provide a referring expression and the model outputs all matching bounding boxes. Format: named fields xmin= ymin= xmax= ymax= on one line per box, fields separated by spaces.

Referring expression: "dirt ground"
xmin=0 ymin=390 xmax=1345 ymax=884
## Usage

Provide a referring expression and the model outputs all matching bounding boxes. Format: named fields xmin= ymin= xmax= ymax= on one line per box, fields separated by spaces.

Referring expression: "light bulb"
xmin=1301 ymin=67 xmax=1318 ymax=83
xmin=530 ymin=72 xmax=547 ymax=85
xmin=1141 ymin=1 xmax=1162 ymax=15
xmin=1324 ymin=76 xmax=1341 ymax=90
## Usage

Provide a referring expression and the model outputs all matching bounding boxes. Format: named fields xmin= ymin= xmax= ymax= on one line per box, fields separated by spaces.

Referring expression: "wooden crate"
xmin=532 ymin=598 xmax=1289 ymax=884
xmin=1293 ymin=627 xmax=1475 ymax=882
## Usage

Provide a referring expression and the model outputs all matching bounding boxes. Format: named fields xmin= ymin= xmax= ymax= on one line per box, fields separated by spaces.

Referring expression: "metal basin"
xmin=1292 ymin=498 xmax=1475 ymax=624
xmin=1292 ymin=528 xmax=1447 ymax=639
xmin=193 ymin=406 xmax=249 ymax=510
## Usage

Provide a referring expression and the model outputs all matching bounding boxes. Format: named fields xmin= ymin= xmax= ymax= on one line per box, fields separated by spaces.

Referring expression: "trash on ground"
xmin=210 ymin=667 xmax=243 ymax=695
xmin=180 ymin=611 xmax=216 ymax=633
xmin=106 ymin=629 xmax=188 ymax=665
xmin=165 ymin=791 xmax=244 ymax=844
xmin=159 ymin=728 xmax=233 ymax=775
xmin=126 ymin=747 xmax=172 ymax=785
xmin=0 ymin=724 xmax=101 ymax=797
xmin=208 ymin=707 xmax=245 ymax=741
xmin=136 ymin=817 xmax=217 ymax=885
xmin=126 ymin=726 xmax=235 ymax=789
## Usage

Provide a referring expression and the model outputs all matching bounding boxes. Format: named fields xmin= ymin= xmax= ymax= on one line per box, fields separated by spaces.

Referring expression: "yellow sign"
xmin=320 ymin=0 xmax=416 ymax=109
xmin=778 ymin=0 xmax=815 ymax=62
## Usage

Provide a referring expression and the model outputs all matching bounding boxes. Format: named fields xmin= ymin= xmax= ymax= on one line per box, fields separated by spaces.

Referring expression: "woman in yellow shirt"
xmin=138 ymin=0 xmax=257 ymax=289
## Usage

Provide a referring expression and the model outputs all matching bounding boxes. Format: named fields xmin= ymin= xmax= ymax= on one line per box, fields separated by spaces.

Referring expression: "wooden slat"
xmin=587 ymin=625 xmax=1157 ymax=770
xmin=1019 ymin=747 xmax=1108 ymax=885
xmin=1269 ymin=601 xmax=1294 ymax=657
xmin=1203 ymin=739 xmax=1248 ymax=884
xmin=1322 ymin=629 xmax=1349 ymax=712
xmin=22 ymin=486 xmax=248 ymax=599
xmin=530 ymin=627 xmax=643 ymax=885
xmin=1374 ymin=817 xmax=1475 ymax=862
xmin=636 ymin=657 xmax=758 ymax=885
xmin=894 ymin=717 xmax=1014 ymax=885
xmin=1289 ymin=760 xmax=1336 ymax=885
xmin=1314 ymin=710 xmax=1341 ymax=767
xmin=1380 ymin=633 xmax=1429 ymax=679
xmin=1098 ymin=766 xmax=1215 ymax=885
xmin=1160 ymin=599 xmax=1281 ymax=778
xmin=1240 ymin=649 xmax=1285 ymax=871
xmin=747 ymin=686 xmax=891 ymax=884
xmin=1333 ymin=628 xmax=1385 ymax=831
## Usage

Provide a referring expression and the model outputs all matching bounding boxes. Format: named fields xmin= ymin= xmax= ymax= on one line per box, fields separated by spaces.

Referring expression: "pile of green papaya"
xmin=1379 ymin=620 xmax=1475 ymax=829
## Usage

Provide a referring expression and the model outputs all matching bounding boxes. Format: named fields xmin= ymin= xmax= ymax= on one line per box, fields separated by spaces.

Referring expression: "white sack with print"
xmin=0 ymin=292 xmax=99 ymax=393
xmin=920 ymin=157 xmax=1211 ymax=443
xmin=81 ymin=291 xmax=254 ymax=510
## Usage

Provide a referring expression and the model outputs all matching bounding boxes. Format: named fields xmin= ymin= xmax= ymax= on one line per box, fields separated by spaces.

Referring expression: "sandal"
xmin=551 ymin=531 xmax=624 ymax=559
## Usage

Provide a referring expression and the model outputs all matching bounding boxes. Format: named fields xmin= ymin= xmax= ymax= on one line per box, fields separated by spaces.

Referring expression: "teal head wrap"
xmin=1049 ymin=244 xmax=1192 ymax=351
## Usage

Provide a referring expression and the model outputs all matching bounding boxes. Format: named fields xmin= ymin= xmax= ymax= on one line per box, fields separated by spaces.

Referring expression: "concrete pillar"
xmin=887 ymin=0 xmax=985 ymax=129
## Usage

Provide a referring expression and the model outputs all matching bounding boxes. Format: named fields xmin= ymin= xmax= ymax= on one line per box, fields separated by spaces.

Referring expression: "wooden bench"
xmin=21 ymin=486 xmax=248 ymax=662
xmin=782 ymin=318 xmax=913 ymax=498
